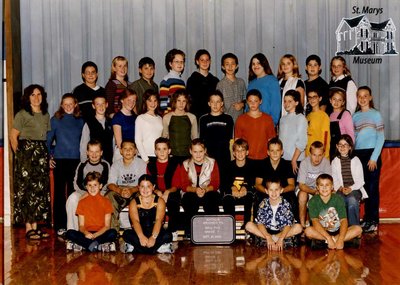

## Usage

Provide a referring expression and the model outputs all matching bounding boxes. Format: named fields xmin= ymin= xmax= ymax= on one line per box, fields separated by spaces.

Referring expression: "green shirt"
xmin=13 ymin=110 xmax=50 ymax=141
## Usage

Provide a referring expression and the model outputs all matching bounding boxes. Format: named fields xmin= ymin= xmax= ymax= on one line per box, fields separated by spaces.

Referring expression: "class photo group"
xmin=10 ymin=47 xmax=384 ymax=254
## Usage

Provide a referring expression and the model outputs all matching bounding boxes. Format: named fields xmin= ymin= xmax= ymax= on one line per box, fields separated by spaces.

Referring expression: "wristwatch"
xmin=152 ymin=233 xmax=158 ymax=239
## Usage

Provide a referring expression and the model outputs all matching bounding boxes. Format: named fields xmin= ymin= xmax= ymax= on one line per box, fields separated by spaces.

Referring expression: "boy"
xmin=297 ymin=141 xmax=332 ymax=228
xmin=246 ymin=177 xmax=302 ymax=250
xmin=306 ymin=89 xmax=330 ymax=159
xmin=255 ymin=137 xmax=297 ymax=221
xmin=146 ymin=137 xmax=181 ymax=235
xmin=79 ymin=94 xmax=113 ymax=164
xmin=106 ymin=139 xmax=146 ymax=229
xmin=235 ymin=89 xmax=276 ymax=163
xmin=66 ymin=171 xmax=118 ymax=252
xmin=159 ymin=48 xmax=186 ymax=112
xmin=216 ymin=53 xmax=247 ymax=122
xmin=66 ymin=139 xmax=110 ymax=231
xmin=72 ymin=61 xmax=106 ymax=122
xmin=222 ymin=139 xmax=255 ymax=226
xmin=305 ymin=174 xmax=362 ymax=249
xmin=129 ymin=57 xmax=159 ymax=114
xmin=304 ymin=55 xmax=329 ymax=114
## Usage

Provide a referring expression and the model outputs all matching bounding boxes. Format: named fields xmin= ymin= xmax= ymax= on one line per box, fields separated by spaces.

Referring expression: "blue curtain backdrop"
xmin=19 ymin=0 xmax=400 ymax=139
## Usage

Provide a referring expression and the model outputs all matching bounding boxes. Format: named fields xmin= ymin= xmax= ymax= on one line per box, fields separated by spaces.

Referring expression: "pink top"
xmin=330 ymin=110 xmax=355 ymax=143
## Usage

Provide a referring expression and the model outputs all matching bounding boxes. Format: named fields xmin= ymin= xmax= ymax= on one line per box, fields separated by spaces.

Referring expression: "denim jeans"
xmin=337 ymin=190 xmax=362 ymax=226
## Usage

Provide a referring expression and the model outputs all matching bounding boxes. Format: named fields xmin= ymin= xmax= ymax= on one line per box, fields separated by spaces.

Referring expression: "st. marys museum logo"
xmin=335 ymin=13 xmax=398 ymax=64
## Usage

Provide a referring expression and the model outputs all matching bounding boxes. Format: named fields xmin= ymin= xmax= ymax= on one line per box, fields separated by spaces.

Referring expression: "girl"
xmin=247 ymin=53 xmax=281 ymax=125
xmin=353 ymin=86 xmax=384 ymax=233
xmin=112 ymin=89 xmax=137 ymax=162
xmin=105 ymin=56 xmax=130 ymax=116
xmin=329 ymin=56 xmax=357 ymax=114
xmin=329 ymin=87 xmax=355 ymax=159
xmin=278 ymin=90 xmax=308 ymax=174
xmin=47 ymin=94 xmax=84 ymax=235
xmin=180 ymin=139 xmax=221 ymax=237
xmin=162 ymin=89 xmax=198 ymax=162
xmin=331 ymin=134 xmax=368 ymax=226
xmin=277 ymin=54 xmax=306 ymax=117
xmin=186 ymin=49 xmax=219 ymax=119
xmin=10 ymin=84 xmax=51 ymax=240
xmin=121 ymin=174 xmax=173 ymax=254
xmin=135 ymin=90 xmax=163 ymax=163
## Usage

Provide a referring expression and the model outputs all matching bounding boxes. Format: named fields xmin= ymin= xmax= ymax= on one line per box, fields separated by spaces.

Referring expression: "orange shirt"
xmin=76 ymin=194 xmax=113 ymax=232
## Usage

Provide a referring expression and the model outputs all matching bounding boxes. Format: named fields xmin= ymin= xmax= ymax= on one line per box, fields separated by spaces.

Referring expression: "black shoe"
xmin=363 ymin=222 xmax=378 ymax=233
xmin=345 ymin=237 xmax=361 ymax=248
xmin=310 ymin=239 xmax=327 ymax=250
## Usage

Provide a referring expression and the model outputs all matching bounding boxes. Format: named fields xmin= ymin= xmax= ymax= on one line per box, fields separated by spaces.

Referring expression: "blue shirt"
xmin=255 ymin=197 xmax=294 ymax=231
xmin=111 ymin=111 xmax=137 ymax=140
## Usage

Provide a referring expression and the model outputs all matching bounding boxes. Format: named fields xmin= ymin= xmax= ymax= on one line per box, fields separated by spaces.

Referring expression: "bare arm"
xmin=113 ymin=124 xmax=123 ymax=149
xmin=10 ymin=128 xmax=20 ymax=153
xmin=298 ymin=183 xmax=317 ymax=195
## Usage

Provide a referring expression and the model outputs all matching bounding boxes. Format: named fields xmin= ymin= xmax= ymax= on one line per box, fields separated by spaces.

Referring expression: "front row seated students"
xmin=66 ymin=139 xmax=110 ymax=231
xmin=121 ymin=174 xmax=174 ymax=254
xmin=222 ymin=138 xmax=255 ymax=226
xmin=146 ymin=137 xmax=181 ymax=234
xmin=305 ymin=174 xmax=362 ymax=249
xmin=297 ymin=140 xmax=331 ymax=228
xmin=180 ymin=138 xmax=221 ymax=236
xmin=245 ymin=177 xmax=302 ymax=251
xmin=105 ymin=139 xmax=147 ymax=230
xmin=66 ymin=171 xmax=117 ymax=252
xmin=255 ymin=137 xmax=297 ymax=222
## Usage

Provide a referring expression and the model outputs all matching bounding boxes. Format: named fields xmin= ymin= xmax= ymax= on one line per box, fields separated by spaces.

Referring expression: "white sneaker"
xmin=73 ymin=243 xmax=83 ymax=252
xmin=66 ymin=240 xmax=74 ymax=251
xmin=172 ymin=231 xmax=179 ymax=242
xmin=108 ymin=242 xmax=116 ymax=252
xmin=120 ymin=242 xmax=135 ymax=253
xmin=98 ymin=242 xmax=116 ymax=252
xmin=157 ymin=243 xmax=174 ymax=254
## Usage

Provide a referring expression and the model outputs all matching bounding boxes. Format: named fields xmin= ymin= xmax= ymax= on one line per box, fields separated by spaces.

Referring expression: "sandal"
xmin=36 ymin=229 xmax=50 ymax=239
xmin=26 ymin=229 xmax=41 ymax=240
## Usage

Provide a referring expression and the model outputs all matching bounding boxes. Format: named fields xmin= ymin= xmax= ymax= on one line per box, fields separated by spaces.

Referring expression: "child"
xmin=159 ymin=49 xmax=186 ymax=112
xmin=331 ymin=135 xmax=368 ymax=226
xmin=235 ymin=89 xmax=276 ymax=163
xmin=162 ymin=89 xmax=198 ymax=162
xmin=146 ymin=137 xmax=181 ymax=235
xmin=186 ymin=49 xmax=219 ymax=119
xmin=129 ymin=57 xmax=159 ymax=114
xmin=105 ymin=56 xmax=130 ymax=116
xmin=112 ymin=89 xmax=138 ymax=162
xmin=353 ymin=86 xmax=384 ymax=233
xmin=66 ymin=139 xmax=110 ymax=231
xmin=304 ymin=54 xmax=329 ymax=114
xmin=329 ymin=87 xmax=355 ymax=159
xmin=121 ymin=174 xmax=173 ymax=254
xmin=216 ymin=52 xmax=247 ymax=122
xmin=278 ymin=89 xmax=308 ymax=174
xmin=297 ymin=141 xmax=331 ymax=228
xmin=246 ymin=177 xmax=302 ymax=251
xmin=66 ymin=171 xmax=117 ymax=252
xmin=329 ymin=56 xmax=357 ymax=114
xmin=106 ymin=140 xmax=147 ymax=229
xmin=180 ymin=138 xmax=221 ymax=237
xmin=72 ymin=61 xmax=106 ymax=121
xmin=277 ymin=54 xmax=306 ymax=117
xmin=135 ymin=90 xmax=163 ymax=163
xmin=79 ymin=94 xmax=114 ymax=164
xmin=304 ymin=174 xmax=362 ymax=249
xmin=222 ymin=139 xmax=255 ymax=226
xmin=255 ymin=137 xmax=297 ymax=222
xmin=47 ymin=93 xmax=84 ymax=234
xmin=199 ymin=90 xmax=234 ymax=187
xmin=306 ymin=89 xmax=330 ymax=159
xmin=247 ymin=53 xmax=281 ymax=125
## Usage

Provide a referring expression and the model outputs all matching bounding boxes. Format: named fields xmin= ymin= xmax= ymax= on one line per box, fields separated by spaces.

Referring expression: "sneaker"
xmin=345 ymin=237 xmax=361 ymax=248
xmin=363 ymin=222 xmax=378 ymax=233
xmin=108 ymin=242 xmax=116 ymax=252
xmin=310 ymin=239 xmax=327 ymax=250
xmin=120 ymin=242 xmax=135 ymax=253
xmin=157 ymin=243 xmax=174 ymax=254
xmin=66 ymin=240 xmax=74 ymax=251
xmin=98 ymin=242 xmax=116 ymax=252
xmin=57 ymin=228 xmax=67 ymax=237
xmin=172 ymin=231 xmax=179 ymax=242
xmin=73 ymin=243 xmax=83 ymax=252
xmin=254 ymin=236 xmax=267 ymax=247
xmin=283 ymin=237 xmax=294 ymax=248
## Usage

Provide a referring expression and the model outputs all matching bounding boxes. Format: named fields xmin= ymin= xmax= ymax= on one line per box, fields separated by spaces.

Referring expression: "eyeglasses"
xmin=307 ymin=95 xmax=319 ymax=100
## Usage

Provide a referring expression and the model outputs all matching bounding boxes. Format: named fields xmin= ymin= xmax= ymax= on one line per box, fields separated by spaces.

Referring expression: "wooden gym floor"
xmin=2 ymin=223 xmax=400 ymax=284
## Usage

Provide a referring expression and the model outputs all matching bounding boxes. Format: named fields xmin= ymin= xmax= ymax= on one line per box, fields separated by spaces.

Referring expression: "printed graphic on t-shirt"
xmin=318 ymin=207 xmax=340 ymax=232
xmin=121 ymin=173 xmax=137 ymax=185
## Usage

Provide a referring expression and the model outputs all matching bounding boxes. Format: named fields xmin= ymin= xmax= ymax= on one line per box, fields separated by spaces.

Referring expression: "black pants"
xmin=165 ymin=191 xmax=181 ymax=232
xmin=66 ymin=229 xmax=117 ymax=250
xmin=222 ymin=192 xmax=254 ymax=223
xmin=122 ymin=228 xmax=172 ymax=254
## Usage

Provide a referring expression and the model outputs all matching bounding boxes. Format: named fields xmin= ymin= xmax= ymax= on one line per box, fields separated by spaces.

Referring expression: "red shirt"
xmin=76 ymin=194 xmax=113 ymax=232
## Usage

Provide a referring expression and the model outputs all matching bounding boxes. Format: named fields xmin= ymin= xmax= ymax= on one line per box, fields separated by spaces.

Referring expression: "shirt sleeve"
xmin=80 ymin=124 xmax=90 ymax=162
xmin=346 ymin=80 xmax=358 ymax=115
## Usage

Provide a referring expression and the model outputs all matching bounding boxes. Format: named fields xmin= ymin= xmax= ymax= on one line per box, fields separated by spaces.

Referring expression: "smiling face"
xmin=29 ymin=88 xmax=43 ymax=111
xmin=266 ymin=182 xmax=283 ymax=204
xmin=120 ymin=142 xmax=137 ymax=161
xmin=61 ymin=97 xmax=76 ymax=114
xmin=336 ymin=139 xmax=351 ymax=157
xmin=316 ymin=178 xmax=333 ymax=198
xmin=113 ymin=59 xmax=128 ymax=80
xmin=86 ymin=179 xmax=102 ymax=196
xmin=139 ymin=180 xmax=155 ymax=198
xmin=251 ymin=58 xmax=266 ymax=78
xmin=305 ymin=59 xmax=321 ymax=79
xmin=92 ymin=97 xmax=108 ymax=116
xmin=139 ymin=64 xmax=155 ymax=81
xmin=331 ymin=59 xmax=345 ymax=77
xmin=197 ymin=54 xmax=211 ymax=72
xmin=208 ymin=95 xmax=224 ymax=115
xmin=190 ymin=144 xmax=206 ymax=164
xmin=82 ymin=66 xmax=98 ymax=86
xmin=307 ymin=91 xmax=321 ymax=108
xmin=233 ymin=146 xmax=248 ymax=162
xmin=357 ymin=89 xmax=372 ymax=111
xmin=280 ymin=57 xmax=294 ymax=76
xmin=146 ymin=95 xmax=158 ymax=113
xmin=170 ymin=54 xmax=185 ymax=73
xmin=284 ymin=95 xmax=298 ymax=113
xmin=121 ymin=94 xmax=137 ymax=112
xmin=87 ymin=144 xmax=103 ymax=164
xmin=222 ymin=57 xmax=238 ymax=76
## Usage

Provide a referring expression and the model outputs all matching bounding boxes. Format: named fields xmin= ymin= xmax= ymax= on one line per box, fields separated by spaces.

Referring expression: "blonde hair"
xmin=277 ymin=54 xmax=301 ymax=80
xmin=109 ymin=56 xmax=129 ymax=81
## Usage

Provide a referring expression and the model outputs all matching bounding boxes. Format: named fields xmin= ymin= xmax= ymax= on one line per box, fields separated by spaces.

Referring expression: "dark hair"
xmin=87 ymin=139 xmax=103 ymax=151
xmin=284 ymin=89 xmax=303 ymax=114
xmin=307 ymin=88 xmax=321 ymax=98
xmin=221 ymin=53 xmax=239 ymax=74
xmin=356 ymin=86 xmax=375 ymax=111
xmin=22 ymin=84 xmax=48 ymax=115
xmin=165 ymin=48 xmax=185 ymax=72
xmin=109 ymin=56 xmax=129 ymax=81
xmin=248 ymin=53 xmax=273 ymax=81
xmin=335 ymin=134 xmax=355 ymax=158
xmin=190 ymin=138 xmax=207 ymax=150
xmin=54 ymin=93 xmax=81 ymax=119
xmin=84 ymin=171 xmax=102 ymax=186
xmin=310 ymin=140 xmax=324 ymax=152
xmin=305 ymin=54 xmax=322 ymax=75
xmin=121 ymin=139 xmax=137 ymax=149
xmin=92 ymin=94 xmax=107 ymax=104
xmin=141 ymin=89 xmax=160 ymax=115
xmin=171 ymin=89 xmax=191 ymax=111
xmin=265 ymin=176 xmax=282 ymax=188
xmin=208 ymin=90 xmax=224 ymax=102
xmin=330 ymin=56 xmax=351 ymax=78
xmin=194 ymin=49 xmax=211 ymax=70
xmin=246 ymin=89 xmax=262 ymax=100
xmin=268 ymin=137 xmax=283 ymax=150
xmin=316 ymin=173 xmax=333 ymax=185
xmin=233 ymin=138 xmax=249 ymax=151
xmin=154 ymin=137 xmax=171 ymax=149
xmin=138 ymin=174 xmax=155 ymax=186
xmin=138 ymin=57 xmax=155 ymax=68
xmin=81 ymin=61 xmax=98 ymax=82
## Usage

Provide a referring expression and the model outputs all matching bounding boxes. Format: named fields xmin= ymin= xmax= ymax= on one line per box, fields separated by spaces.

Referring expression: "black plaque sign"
xmin=191 ymin=215 xmax=235 ymax=244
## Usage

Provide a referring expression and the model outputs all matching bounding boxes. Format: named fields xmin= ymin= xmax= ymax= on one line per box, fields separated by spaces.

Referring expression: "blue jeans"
xmin=337 ymin=190 xmax=362 ymax=226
